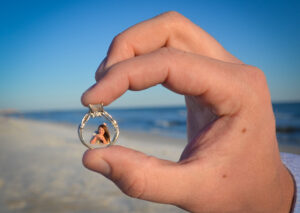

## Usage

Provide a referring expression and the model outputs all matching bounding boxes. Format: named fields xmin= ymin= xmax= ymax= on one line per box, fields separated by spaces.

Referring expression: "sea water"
xmin=8 ymin=103 xmax=300 ymax=147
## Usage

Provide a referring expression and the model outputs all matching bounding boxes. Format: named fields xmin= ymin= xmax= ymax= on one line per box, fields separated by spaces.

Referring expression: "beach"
xmin=0 ymin=116 xmax=299 ymax=213
xmin=0 ymin=116 xmax=186 ymax=213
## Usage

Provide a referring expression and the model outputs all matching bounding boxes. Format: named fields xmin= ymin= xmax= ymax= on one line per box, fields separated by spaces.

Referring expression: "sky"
xmin=0 ymin=0 xmax=299 ymax=111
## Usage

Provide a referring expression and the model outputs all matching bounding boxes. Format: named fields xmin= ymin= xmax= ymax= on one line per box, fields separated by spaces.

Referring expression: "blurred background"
xmin=0 ymin=0 xmax=299 ymax=212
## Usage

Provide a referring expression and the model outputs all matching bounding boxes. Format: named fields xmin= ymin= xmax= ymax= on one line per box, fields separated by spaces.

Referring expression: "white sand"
xmin=0 ymin=116 xmax=186 ymax=213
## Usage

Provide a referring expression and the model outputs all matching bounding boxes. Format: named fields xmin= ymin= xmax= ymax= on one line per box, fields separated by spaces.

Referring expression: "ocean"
xmin=8 ymin=103 xmax=300 ymax=147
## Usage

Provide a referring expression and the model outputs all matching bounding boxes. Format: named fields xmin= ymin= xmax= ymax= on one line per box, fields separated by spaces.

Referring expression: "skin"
xmin=81 ymin=12 xmax=294 ymax=213
xmin=90 ymin=126 xmax=109 ymax=145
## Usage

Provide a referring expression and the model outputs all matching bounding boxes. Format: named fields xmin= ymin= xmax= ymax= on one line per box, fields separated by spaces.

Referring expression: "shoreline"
xmin=3 ymin=115 xmax=300 ymax=154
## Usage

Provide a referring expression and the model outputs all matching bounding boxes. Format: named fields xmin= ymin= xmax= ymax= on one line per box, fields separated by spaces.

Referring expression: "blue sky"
xmin=0 ymin=0 xmax=299 ymax=111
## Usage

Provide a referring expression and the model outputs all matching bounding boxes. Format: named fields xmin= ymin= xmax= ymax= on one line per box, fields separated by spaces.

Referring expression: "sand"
xmin=0 ymin=116 xmax=186 ymax=213
xmin=0 ymin=116 xmax=299 ymax=213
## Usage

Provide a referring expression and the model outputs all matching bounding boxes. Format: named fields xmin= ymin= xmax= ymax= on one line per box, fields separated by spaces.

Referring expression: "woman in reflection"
xmin=90 ymin=123 xmax=110 ymax=145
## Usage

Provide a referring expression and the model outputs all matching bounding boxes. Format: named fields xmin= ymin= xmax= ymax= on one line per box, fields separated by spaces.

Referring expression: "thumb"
xmin=82 ymin=145 xmax=189 ymax=204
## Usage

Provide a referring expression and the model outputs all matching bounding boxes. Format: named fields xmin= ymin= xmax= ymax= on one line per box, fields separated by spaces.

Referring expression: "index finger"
xmin=83 ymin=48 xmax=247 ymax=117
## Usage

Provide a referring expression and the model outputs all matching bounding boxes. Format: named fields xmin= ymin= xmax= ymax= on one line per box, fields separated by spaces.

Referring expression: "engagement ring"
xmin=78 ymin=104 xmax=119 ymax=149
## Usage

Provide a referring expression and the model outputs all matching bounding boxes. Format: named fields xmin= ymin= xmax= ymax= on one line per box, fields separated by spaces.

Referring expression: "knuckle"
xmin=111 ymin=32 xmax=127 ymax=48
xmin=160 ymin=11 xmax=187 ymax=28
xmin=249 ymin=66 xmax=269 ymax=92
xmin=118 ymin=169 xmax=146 ymax=199
xmin=119 ymin=155 xmax=159 ymax=199
xmin=249 ymin=66 xmax=267 ymax=85
xmin=162 ymin=11 xmax=183 ymax=19
xmin=243 ymin=65 xmax=271 ymax=104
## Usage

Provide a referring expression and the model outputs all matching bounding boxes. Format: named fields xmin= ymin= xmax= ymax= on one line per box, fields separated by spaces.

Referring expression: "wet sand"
xmin=0 ymin=116 xmax=299 ymax=213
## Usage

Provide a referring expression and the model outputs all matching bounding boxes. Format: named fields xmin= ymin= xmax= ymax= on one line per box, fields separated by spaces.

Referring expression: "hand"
xmin=81 ymin=12 xmax=294 ymax=212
